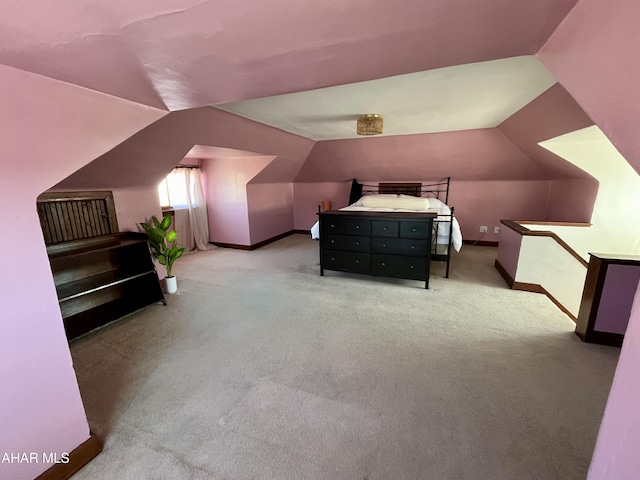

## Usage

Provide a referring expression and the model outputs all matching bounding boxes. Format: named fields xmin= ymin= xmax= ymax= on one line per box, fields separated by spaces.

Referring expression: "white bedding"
xmin=310 ymin=195 xmax=463 ymax=252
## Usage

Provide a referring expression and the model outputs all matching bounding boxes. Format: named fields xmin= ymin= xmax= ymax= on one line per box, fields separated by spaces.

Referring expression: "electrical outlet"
xmin=479 ymin=226 xmax=488 ymax=233
xmin=494 ymin=226 xmax=500 ymax=234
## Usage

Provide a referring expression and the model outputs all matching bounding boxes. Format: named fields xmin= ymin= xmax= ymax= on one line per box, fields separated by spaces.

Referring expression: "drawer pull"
xmin=330 ymin=224 xmax=335 ymax=228
xmin=383 ymin=227 xmax=388 ymax=230
xmin=331 ymin=257 xmax=335 ymax=261
xmin=411 ymin=245 xmax=415 ymax=249
xmin=382 ymin=262 xmax=386 ymax=266
xmin=331 ymin=240 xmax=335 ymax=244
xmin=355 ymin=260 xmax=360 ymax=264
xmin=383 ymin=243 xmax=386 ymax=247
xmin=355 ymin=242 xmax=360 ymax=246
xmin=412 ymin=228 xmax=417 ymax=232
xmin=356 ymin=225 xmax=360 ymax=229
xmin=410 ymin=265 xmax=414 ymax=269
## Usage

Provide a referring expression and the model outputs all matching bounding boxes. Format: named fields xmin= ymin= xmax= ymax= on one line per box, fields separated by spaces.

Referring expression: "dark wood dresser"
xmin=318 ymin=210 xmax=436 ymax=288
xmin=47 ymin=232 xmax=166 ymax=340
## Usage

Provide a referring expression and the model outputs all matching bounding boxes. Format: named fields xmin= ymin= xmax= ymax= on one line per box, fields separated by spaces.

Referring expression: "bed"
xmin=311 ymin=178 xmax=462 ymax=278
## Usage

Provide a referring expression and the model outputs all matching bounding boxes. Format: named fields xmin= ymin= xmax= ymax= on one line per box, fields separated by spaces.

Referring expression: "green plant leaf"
xmin=157 ymin=255 xmax=167 ymax=265
xmin=167 ymin=230 xmax=177 ymax=242
xmin=160 ymin=215 xmax=172 ymax=230
xmin=152 ymin=216 xmax=161 ymax=228
xmin=147 ymin=229 xmax=165 ymax=245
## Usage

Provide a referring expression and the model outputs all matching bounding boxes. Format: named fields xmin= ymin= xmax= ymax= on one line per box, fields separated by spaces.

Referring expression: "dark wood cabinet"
xmin=47 ymin=232 xmax=166 ymax=340
xmin=319 ymin=211 xmax=436 ymax=288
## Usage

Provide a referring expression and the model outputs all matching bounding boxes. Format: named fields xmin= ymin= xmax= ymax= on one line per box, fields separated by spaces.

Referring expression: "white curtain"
xmin=166 ymin=167 xmax=211 ymax=252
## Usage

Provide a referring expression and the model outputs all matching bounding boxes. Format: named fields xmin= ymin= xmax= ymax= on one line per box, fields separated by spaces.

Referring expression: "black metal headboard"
xmin=351 ymin=177 xmax=451 ymax=205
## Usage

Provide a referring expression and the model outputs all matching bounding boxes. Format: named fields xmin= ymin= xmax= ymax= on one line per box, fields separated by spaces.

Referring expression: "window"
xmin=158 ymin=178 xmax=171 ymax=208
xmin=158 ymin=169 xmax=192 ymax=209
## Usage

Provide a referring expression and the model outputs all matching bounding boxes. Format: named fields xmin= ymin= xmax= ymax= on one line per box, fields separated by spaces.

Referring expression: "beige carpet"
xmin=70 ymin=234 xmax=619 ymax=480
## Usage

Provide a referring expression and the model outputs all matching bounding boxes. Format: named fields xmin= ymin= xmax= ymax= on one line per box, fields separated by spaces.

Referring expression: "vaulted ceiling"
xmin=217 ymin=56 xmax=556 ymax=140
xmin=0 ymin=0 xmax=578 ymax=110
xmin=3 ymin=0 xmax=604 ymax=193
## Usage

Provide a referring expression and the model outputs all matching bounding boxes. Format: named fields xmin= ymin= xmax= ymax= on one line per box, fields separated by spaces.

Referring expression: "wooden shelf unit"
xmin=47 ymin=232 xmax=166 ymax=340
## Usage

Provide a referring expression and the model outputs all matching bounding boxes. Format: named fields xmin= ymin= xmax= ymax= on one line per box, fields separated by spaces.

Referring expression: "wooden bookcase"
xmin=47 ymin=232 xmax=166 ymax=340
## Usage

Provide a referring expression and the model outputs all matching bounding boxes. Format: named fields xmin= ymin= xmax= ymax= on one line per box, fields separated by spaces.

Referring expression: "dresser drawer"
xmin=321 ymin=217 xmax=347 ymax=234
xmin=371 ymin=238 xmax=429 ymax=256
xmin=372 ymin=221 xmax=399 ymax=237
xmin=323 ymin=235 xmax=370 ymax=252
xmin=347 ymin=218 xmax=371 ymax=235
xmin=323 ymin=251 xmax=370 ymax=274
xmin=371 ymin=254 xmax=427 ymax=280
xmin=400 ymin=221 xmax=432 ymax=239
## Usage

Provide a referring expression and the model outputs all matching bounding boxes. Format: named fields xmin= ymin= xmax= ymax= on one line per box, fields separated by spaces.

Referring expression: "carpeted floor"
xmin=70 ymin=234 xmax=619 ymax=480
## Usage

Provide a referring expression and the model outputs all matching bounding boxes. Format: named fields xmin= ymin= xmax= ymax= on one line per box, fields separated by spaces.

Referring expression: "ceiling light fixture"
xmin=357 ymin=114 xmax=383 ymax=136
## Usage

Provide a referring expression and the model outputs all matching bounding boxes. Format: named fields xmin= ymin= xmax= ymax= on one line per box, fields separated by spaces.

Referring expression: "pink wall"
xmin=594 ymin=264 xmax=640 ymax=335
xmin=538 ymin=1 xmax=640 ymax=478
xmin=247 ymin=183 xmax=294 ymax=244
xmin=296 ymin=128 xmax=551 ymax=183
xmin=293 ymin=182 xmax=352 ymax=231
xmin=539 ymin=0 xmax=640 ymax=176
xmin=449 ymin=180 xmax=550 ymax=242
xmin=546 ymin=178 xmax=599 ymax=223
xmin=498 ymin=84 xmax=595 ymax=177
xmin=497 ymin=83 xmax=598 ymax=222
xmin=56 ymin=107 xmax=314 ymax=190
xmin=201 ymin=156 xmax=273 ymax=246
xmin=54 ymin=107 xmax=313 ymax=248
xmin=589 ymin=282 xmax=640 ymax=479
xmin=111 ymin=187 xmax=163 ymax=231
xmin=178 ymin=157 xmax=202 ymax=167
xmin=0 ymin=65 xmax=165 ymax=480
xmin=293 ymin=179 xmax=552 ymax=241
xmin=496 ymin=224 xmax=523 ymax=281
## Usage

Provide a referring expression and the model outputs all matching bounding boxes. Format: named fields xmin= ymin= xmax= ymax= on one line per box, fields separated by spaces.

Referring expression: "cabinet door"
xmin=400 ymin=221 xmax=431 ymax=239
xmin=372 ymin=221 xmax=399 ymax=237
xmin=371 ymin=238 xmax=429 ymax=256
xmin=346 ymin=219 xmax=371 ymax=235
xmin=323 ymin=235 xmax=370 ymax=252
xmin=321 ymin=217 xmax=347 ymax=234
xmin=323 ymin=251 xmax=370 ymax=274
xmin=371 ymin=254 xmax=427 ymax=280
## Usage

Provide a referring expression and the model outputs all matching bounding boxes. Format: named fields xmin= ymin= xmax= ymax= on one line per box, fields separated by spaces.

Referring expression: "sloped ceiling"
xmin=217 ymin=56 xmax=556 ymax=141
xmin=54 ymin=108 xmax=314 ymax=189
xmin=296 ymin=128 xmax=547 ymax=183
xmin=498 ymin=83 xmax=595 ymax=178
xmin=0 ymin=0 xmax=578 ymax=110
xmin=2 ymin=0 xmax=604 ymax=190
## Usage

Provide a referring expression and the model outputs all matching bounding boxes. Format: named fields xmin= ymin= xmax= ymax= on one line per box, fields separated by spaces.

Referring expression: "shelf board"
xmin=56 ymin=269 xmax=156 ymax=303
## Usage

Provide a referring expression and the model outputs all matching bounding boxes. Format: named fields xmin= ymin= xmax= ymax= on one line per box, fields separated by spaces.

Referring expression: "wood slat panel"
xmin=73 ymin=201 xmax=87 ymax=238
xmin=37 ymin=203 xmax=52 ymax=244
xmin=378 ymin=182 xmax=422 ymax=197
xmin=66 ymin=201 xmax=79 ymax=239
xmin=82 ymin=201 xmax=96 ymax=237
xmin=48 ymin=203 xmax=63 ymax=244
xmin=97 ymin=200 xmax=109 ymax=235
xmin=37 ymin=195 xmax=117 ymax=245
xmin=58 ymin=202 xmax=72 ymax=241
xmin=91 ymin=201 xmax=101 ymax=236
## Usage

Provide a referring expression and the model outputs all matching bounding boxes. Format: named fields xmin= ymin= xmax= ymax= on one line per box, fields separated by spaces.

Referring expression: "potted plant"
xmin=140 ymin=215 xmax=185 ymax=294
